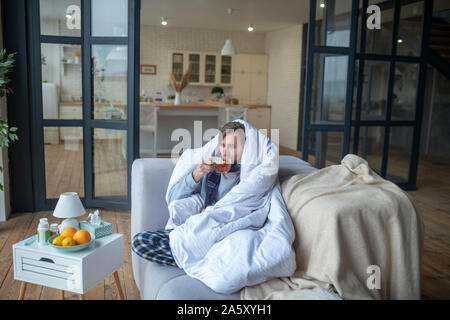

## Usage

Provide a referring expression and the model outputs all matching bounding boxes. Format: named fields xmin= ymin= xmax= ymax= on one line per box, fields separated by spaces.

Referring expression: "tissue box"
xmin=79 ymin=219 xmax=112 ymax=239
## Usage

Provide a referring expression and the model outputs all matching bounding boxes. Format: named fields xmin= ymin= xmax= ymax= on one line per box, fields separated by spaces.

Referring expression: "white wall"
xmin=140 ymin=25 xmax=266 ymax=101
xmin=0 ymin=4 xmax=11 ymax=221
xmin=265 ymin=24 xmax=303 ymax=150
xmin=141 ymin=24 xmax=306 ymax=149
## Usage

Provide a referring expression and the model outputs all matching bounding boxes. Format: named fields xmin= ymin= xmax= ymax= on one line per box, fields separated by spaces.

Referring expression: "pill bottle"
xmin=37 ymin=218 xmax=50 ymax=245
xmin=50 ymin=223 xmax=59 ymax=237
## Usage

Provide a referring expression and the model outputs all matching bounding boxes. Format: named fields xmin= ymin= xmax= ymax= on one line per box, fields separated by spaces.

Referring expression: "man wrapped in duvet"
xmin=132 ymin=120 xmax=297 ymax=294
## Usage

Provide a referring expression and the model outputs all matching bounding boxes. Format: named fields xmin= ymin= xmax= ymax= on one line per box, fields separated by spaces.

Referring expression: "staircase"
xmin=428 ymin=17 xmax=450 ymax=79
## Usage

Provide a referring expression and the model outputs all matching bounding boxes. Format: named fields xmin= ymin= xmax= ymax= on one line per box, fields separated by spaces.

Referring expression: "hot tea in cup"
xmin=211 ymin=157 xmax=232 ymax=173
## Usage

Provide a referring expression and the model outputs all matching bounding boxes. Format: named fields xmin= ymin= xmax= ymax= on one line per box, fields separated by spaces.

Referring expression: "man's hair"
xmin=220 ymin=121 xmax=246 ymax=139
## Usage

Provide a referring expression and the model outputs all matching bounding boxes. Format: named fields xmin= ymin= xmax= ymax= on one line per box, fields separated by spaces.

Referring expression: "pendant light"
xmin=221 ymin=8 xmax=236 ymax=56
xmin=221 ymin=39 xmax=236 ymax=56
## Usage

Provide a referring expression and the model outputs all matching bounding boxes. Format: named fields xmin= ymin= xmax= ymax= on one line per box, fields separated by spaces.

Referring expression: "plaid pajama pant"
xmin=131 ymin=229 xmax=178 ymax=267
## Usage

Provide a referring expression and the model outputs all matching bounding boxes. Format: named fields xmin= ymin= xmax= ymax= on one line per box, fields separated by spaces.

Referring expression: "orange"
xmin=73 ymin=230 xmax=91 ymax=245
xmin=60 ymin=227 xmax=77 ymax=239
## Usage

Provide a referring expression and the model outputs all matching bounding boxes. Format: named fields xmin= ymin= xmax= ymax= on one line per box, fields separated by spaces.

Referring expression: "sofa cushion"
xmin=140 ymin=261 xmax=186 ymax=299
xmin=156 ymin=274 xmax=241 ymax=300
xmin=140 ymin=261 xmax=241 ymax=300
xmin=278 ymin=155 xmax=317 ymax=182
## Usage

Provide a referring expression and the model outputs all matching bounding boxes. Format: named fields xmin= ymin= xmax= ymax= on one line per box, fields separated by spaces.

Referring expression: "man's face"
xmin=219 ymin=130 xmax=245 ymax=164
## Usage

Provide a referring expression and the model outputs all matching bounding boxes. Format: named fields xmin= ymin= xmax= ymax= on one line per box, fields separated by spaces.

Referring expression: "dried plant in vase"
xmin=169 ymin=62 xmax=192 ymax=105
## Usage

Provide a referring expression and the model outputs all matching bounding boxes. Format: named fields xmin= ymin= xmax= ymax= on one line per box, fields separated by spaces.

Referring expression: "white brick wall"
xmin=265 ymin=24 xmax=303 ymax=150
xmin=140 ymin=25 xmax=266 ymax=101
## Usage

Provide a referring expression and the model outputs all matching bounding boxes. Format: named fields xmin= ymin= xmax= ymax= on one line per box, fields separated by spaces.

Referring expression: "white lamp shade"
xmin=53 ymin=192 xmax=85 ymax=218
xmin=221 ymin=39 xmax=236 ymax=56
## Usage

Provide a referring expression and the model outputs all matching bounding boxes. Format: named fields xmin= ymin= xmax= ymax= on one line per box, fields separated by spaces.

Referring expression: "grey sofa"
xmin=131 ymin=155 xmax=317 ymax=300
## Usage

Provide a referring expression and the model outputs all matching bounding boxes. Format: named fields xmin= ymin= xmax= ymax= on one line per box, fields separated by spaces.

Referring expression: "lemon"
xmin=52 ymin=236 xmax=64 ymax=246
xmin=62 ymin=237 xmax=77 ymax=247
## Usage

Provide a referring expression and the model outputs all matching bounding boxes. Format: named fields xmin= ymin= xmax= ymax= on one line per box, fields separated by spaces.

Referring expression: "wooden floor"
xmin=0 ymin=146 xmax=448 ymax=299
xmin=408 ymin=154 xmax=450 ymax=300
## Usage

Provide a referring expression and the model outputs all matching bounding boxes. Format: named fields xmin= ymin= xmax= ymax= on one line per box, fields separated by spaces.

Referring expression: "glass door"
xmin=30 ymin=0 xmax=140 ymax=210
xmin=302 ymin=0 xmax=433 ymax=190
xmin=302 ymin=0 xmax=358 ymax=167
xmin=351 ymin=0 xmax=432 ymax=190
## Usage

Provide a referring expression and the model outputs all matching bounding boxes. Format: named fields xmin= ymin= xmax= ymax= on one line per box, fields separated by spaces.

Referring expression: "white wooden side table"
xmin=13 ymin=233 xmax=124 ymax=300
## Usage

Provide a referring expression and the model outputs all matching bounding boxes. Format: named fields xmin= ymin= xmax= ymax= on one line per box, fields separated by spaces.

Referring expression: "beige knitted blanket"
xmin=241 ymin=154 xmax=424 ymax=300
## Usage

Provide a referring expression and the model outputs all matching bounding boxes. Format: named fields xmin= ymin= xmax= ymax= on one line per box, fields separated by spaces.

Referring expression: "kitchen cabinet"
xmin=250 ymin=54 xmax=268 ymax=74
xmin=204 ymin=54 xmax=217 ymax=85
xmin=249 ymin=73 xmax=268 ymax=105
xmin=220 ymin=56 xmax=232 ymax=85
xmin=247 ymin=108 xmax=271 ymax=132
xmin=170 ymin=52 xmax=184 ymax=82
xmin=187 ymin=53 xmax=201 ymax=84
xmin=232 ymin=54 xmax=268 ymax=105
xmin=168 ymin=50 xmax=232 ymax=86
xmin=232 ymin=72 xmax=251 ymax=104
xmin=60 ymin=105 xmax=82 ymax=119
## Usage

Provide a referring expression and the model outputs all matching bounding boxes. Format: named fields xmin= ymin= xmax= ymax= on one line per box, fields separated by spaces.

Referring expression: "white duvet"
xmin=165 ymin=120 xmax=297 ymax=294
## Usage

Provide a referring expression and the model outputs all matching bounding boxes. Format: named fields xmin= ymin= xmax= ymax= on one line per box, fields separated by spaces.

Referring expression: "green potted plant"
xmin=211 ymin=86 xmax=224 ymax=99
xmin=0 ymin=49 xmax=19 ymax=191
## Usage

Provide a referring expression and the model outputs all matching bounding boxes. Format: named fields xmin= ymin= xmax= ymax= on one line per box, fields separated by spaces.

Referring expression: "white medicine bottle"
xmin=37 ymin=218 xmax=50 ymax=245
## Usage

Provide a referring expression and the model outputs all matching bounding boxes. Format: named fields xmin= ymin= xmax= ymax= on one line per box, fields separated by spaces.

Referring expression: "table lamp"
xmin=53 ymin=192 xmax=85 ymax=232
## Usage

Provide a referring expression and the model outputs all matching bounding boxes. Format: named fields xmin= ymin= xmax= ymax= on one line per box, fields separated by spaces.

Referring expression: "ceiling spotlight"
xmin=248 ymin=24 xmax=254 ymax=32
xmin=320 ymin=1 xmax=325 ymax=8
xmin=397 ymin=39 xmax=403 ymax=44
xmin=161 ymin=17 xmax=168 ymax=26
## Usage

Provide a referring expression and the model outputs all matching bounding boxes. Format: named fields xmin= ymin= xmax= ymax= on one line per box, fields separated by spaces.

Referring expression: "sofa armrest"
xmin=131 ymin=158 xmax=175 ymax=238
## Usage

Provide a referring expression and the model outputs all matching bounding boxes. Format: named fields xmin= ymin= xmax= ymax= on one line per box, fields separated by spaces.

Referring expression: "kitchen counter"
xmin=142 ymin=103 xmax=272 ymax=153
xmin=142 ymin=103 xmax=218 ymax=110
xmin=142 ymin=103 xmax=272 ymax=110
xmin=59 ymin=101 xmax=271 ymax=110
xmin=58 ymin=101 xmax=272 ymax=154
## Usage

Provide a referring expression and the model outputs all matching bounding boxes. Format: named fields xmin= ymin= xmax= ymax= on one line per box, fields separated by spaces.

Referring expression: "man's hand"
xmin=192 ymin=156 xmax=214 ymax=183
